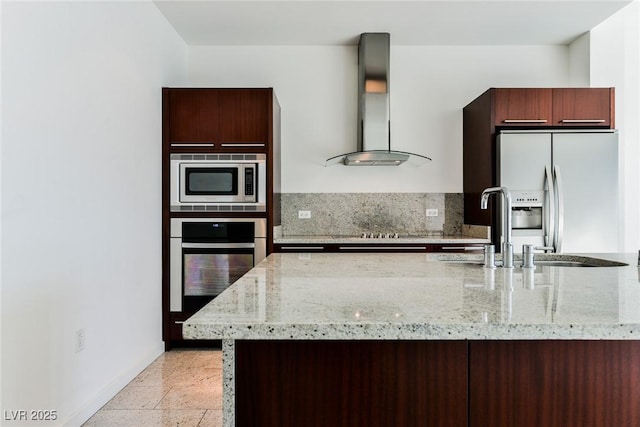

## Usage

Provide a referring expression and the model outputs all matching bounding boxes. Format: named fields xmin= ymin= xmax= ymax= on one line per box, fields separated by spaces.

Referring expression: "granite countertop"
xmin=183 ymin=252 xmax=640 ymax=341
xmin=274 ymin=235 xmax=490 ymax=244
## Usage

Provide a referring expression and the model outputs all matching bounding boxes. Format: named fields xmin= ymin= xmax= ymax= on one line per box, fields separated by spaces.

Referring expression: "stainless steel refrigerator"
xmin=497 ymin=129 xmax=619 ymax=253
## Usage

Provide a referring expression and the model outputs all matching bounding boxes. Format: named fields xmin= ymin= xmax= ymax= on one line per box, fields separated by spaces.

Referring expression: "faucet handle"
xmin=522 ymin=245 xmax=555 ymax=268
xmin=483 ymin=244 xmax=496 ymax=269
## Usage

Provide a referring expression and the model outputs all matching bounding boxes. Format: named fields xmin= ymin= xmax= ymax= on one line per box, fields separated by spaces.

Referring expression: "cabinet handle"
xmin=442 ymin=246 xmax=484 ymax=251
xmin=280 ymin=246 xmax=325 ymax=250
xmin=170 ymin=143 xmax=215 ymax=147
xmin=560 ymin=119 xmax=606 ymax=123
xmin=503 ymin=119 xmax=548 ymax=124
xmin=221 ymin=143 xmax=266 ymax=147
xmin=174 ymin=321 xmax=184 ymax=324
xmin=182 ymin=243 xmax=255 ymax=249
xmin=338 ymin=246 xmax=427 ymax=251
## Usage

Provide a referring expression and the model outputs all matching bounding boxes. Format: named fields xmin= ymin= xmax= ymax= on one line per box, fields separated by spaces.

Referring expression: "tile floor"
xmin=83 ymin=349 xmax=223 ymax=427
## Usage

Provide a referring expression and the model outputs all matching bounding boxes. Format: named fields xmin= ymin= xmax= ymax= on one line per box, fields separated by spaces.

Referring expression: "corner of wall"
xmin=568 ymin=32 xmax=591 ymax=86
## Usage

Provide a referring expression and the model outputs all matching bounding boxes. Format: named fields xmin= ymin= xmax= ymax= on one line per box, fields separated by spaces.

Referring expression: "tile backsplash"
xmin=281 ymin=193 xmax=463 ymax=236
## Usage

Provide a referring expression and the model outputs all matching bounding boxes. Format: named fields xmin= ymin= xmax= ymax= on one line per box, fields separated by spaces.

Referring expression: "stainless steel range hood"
xmin=326 ymin=33 xmax=432 ymax=166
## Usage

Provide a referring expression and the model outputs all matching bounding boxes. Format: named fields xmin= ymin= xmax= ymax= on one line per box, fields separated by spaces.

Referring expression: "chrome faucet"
xmin=481 ymin=187 xmax=514 ymax=268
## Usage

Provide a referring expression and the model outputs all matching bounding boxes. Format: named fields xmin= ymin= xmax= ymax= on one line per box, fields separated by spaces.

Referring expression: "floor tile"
xmin=156 ymin=384 xmax=222 ymax=410
xmin=128 ymin=366 xmax=187 ymax=391
xmin=102 ymin=385 xmax=168 ymax=410
xmin=83 ymin=409 xmax=206 ymax=427
xmin=168 ymin=367 xmax=222 ymax=388
xmin=198 ymin=409 xmax=223 ymax=426
xmin=83 ymin=350 xmax=222 ymax=425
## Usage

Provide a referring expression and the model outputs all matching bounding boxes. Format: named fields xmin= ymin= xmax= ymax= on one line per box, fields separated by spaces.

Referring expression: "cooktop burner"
xmin=360 ymin=232 xmax=400 ymax=239
xmin=354 ymin=231 xmax=446 ymax=239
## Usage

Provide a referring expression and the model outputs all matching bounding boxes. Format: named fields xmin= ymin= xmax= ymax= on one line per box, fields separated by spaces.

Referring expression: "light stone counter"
xmin=183 ymin=252 xmax=639 ymax=426
xmin=184 ymin=252 xmax=640 ymax=341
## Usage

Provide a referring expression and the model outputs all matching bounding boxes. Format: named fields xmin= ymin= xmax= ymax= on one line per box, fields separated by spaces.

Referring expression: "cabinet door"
xmin=469 ymin=341 xmax=640 ymax=427
xmin=494 ymin=88 xmax=553 ymax=127
xmin=552 ymin=88 xmax=613 ymax=127
xmin=218 ymin=88 xmax=270 ymax=150
xmin=167 ymin=89 xmax=219 ymax=147
xmin=236 ymin=340 xmax=468 ymax=427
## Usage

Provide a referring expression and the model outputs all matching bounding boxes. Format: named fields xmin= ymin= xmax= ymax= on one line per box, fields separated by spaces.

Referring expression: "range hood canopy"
xmin=326 ymin=32 xmax=432 ymax=166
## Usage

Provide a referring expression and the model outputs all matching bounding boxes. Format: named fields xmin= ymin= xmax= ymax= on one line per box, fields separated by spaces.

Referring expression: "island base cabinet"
xmin=469 ymin=340 xmax=640 ymax=427
xmin=235 ymin=340 xmax=468 ymax=427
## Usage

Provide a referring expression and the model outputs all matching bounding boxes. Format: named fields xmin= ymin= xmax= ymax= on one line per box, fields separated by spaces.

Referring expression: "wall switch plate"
xmin=426 ymin=209 xmax=438 ymax=217
xmin=298 ymin=210 xmax=311 ymax=219
xmin=75 ymin=328 xmax=85 ymax=353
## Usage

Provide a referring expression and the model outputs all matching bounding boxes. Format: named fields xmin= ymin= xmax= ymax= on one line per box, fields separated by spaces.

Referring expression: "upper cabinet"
xmin=167 ymin=89 xmax=219 ymax=144
xmin=218 ymin=89 xmax=269 ymax=146
xmin=164 ymin=88 xmax=273 ymax=152
xmin=493 ymin=87 xmax=614 ymax=128
xmin=493 ymin=88 xmax=553 ymax=127
xmin=552 ymin=88 xmax=614 ymax=128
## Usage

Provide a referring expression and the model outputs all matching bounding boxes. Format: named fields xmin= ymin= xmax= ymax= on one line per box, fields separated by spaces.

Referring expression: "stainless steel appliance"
xmin=325 ymin=33 xmax=431 ymax=166
xmin=170 ymin=153 xmax=266 ymax=212
xmin=169 ymin=218 xmax=267 ymax=313
xmin=497 ymin=129 xmax=619 ymax=253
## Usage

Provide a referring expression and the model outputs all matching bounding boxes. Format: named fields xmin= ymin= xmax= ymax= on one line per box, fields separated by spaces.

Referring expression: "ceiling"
xmin=153 ymin=0 xmax=632 ymax=46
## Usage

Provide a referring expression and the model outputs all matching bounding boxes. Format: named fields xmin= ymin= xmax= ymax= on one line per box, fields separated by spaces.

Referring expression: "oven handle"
xmin=181 ymin=242 xmax=256 ymax=249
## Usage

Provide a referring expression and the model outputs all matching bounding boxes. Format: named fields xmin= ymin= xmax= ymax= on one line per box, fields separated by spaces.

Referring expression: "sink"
xmin=434 ymin=254 xmax=628 ymax=267
xmin=535 ymin=260 xmax=605 ymax=267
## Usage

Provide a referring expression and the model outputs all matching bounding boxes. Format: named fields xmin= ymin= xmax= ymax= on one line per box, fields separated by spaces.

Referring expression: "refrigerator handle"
xmin=553 ymin=165 xmax=564 ymax=253
xmin=544 ymin=166 xmax=555 ymax=249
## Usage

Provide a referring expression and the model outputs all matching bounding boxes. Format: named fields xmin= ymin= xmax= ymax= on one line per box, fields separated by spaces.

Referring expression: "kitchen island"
xmin=183 ymin=252 xmax=640 ymax=427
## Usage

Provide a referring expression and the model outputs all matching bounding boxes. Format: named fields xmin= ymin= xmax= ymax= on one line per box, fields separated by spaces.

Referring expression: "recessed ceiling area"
xmin=153 ymin=0 xmax=631 ymax=46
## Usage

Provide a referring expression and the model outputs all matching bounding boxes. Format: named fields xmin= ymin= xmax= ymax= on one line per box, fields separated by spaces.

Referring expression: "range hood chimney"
xmin=326 ymin=32 xmax=432 ymax=166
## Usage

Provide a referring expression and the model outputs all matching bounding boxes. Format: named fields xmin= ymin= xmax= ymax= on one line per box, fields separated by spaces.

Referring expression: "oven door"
xmin=169 ymin=240 xmax=266 ymax=312
xmin=180 ymin=243 xmax=256 ymax=312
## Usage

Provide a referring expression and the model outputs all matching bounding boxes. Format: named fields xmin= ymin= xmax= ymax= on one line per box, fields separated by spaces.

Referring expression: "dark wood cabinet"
xmin=162 ymin=87 xmax=281 ymax=349
xmin=165 ymin=88 xmax=272 ymax=152
xmin=469 ymin=340 xmax=640 ymax=427
xmin=463 ymin=87 xmax=615 ymax=240
xmin=493 ymin=88 xmax=553 ymax=127
xmin=552 ymin=87 xmax=614 ymax=127
xmin=235 ymin=340 xmax=468 ymax=427
xmin=218 ymin=89 xmax=270 ymax=147
xmin=233 ymin=339 xmax=640 ymax=425
xmin=167 ymin=89 xmax=219 ymax=144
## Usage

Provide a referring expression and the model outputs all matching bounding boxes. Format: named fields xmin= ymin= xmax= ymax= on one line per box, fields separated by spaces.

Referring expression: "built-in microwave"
xmin=170 ymin=153 xmax=266 ymax=212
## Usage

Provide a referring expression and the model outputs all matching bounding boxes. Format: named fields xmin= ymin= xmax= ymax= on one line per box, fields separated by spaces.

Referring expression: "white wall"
xmin=568 ymin=32 xmax=591 ymax=86
xmin=188 ymin=45 xmax=569 ymax=193
xmin=189 ymin=37 xmax=639 ymax=251
xmin=1 ymin=2 xmax=186 ymax=425
xmin=589 ymin=1 xmax=640 ymax=251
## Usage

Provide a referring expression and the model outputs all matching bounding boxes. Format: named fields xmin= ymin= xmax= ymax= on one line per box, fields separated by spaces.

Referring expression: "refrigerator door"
xmin=497 ymin=132 xmax=552 ymax=250
xmin=498 ymin=132 xmax=551 ymax=190
xmin=552 ymin=132 xmax=618 ymax=253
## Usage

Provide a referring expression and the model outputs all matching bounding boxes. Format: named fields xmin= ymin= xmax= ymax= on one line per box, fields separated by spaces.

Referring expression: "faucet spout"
xmin=480 ymin=187 xmax=513 ymax=268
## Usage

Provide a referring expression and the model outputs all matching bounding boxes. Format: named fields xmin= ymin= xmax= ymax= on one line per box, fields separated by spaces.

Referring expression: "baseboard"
xmin=61 ymin=342 xmax=165 ymax=427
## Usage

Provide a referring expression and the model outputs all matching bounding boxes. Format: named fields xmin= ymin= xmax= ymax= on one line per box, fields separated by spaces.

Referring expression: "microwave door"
xmin=180 ymin=164 xmax=239 ymax=203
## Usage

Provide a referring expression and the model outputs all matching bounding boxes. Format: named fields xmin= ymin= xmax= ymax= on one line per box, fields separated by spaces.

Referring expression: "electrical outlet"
xmin=75 ymin=328 xmax=85 ymax=353
xmin=426 ymin=209 xmax=438 ymax=217
xmin=298 ymin=210 xmax=311 ymax=219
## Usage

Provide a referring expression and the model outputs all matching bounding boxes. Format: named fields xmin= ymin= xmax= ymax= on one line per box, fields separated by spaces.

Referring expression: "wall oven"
xmin=169 ymin=218 xmax=267 ymax=313
xmin=170 ymin=153 xmax=266 ymax=212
